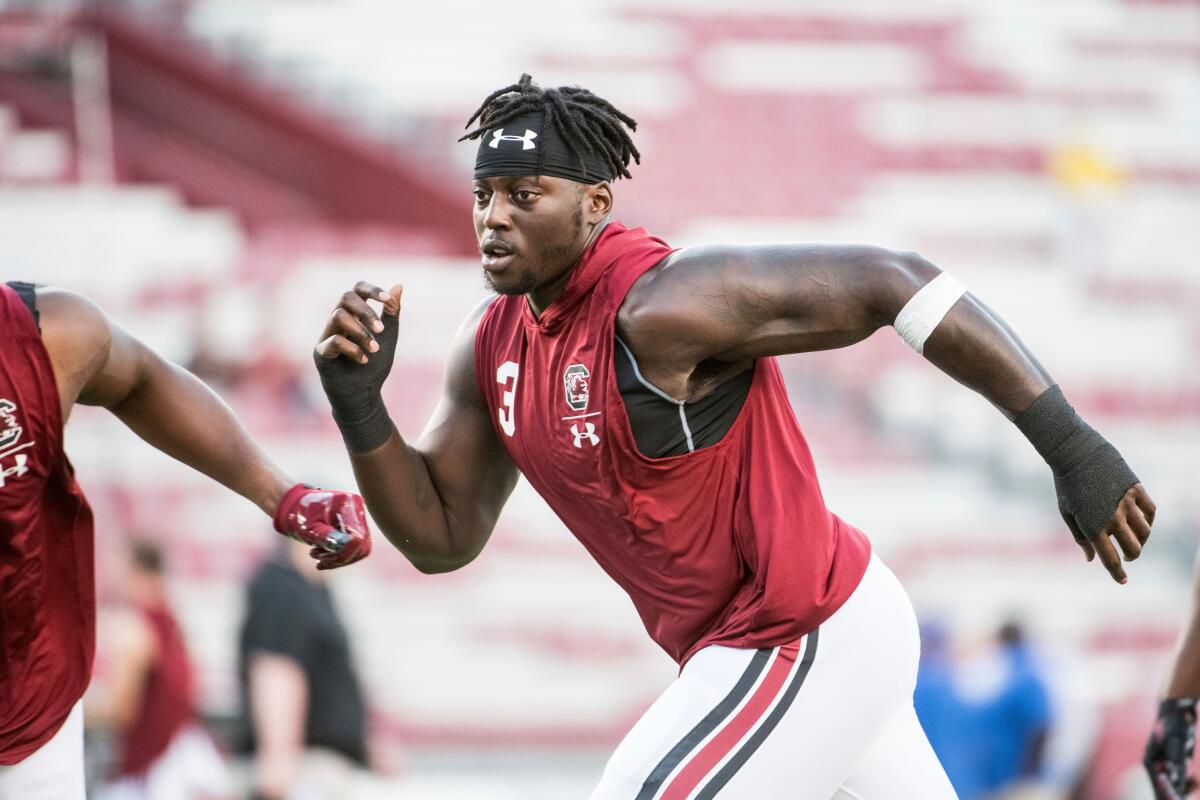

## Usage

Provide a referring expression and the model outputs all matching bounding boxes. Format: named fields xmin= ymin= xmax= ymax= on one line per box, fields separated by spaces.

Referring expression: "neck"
xmin=525 ymin=216 xmax=611 ymax=318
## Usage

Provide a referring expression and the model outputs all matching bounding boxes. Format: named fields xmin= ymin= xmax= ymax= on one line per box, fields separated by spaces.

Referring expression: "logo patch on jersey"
xmin=571 ymin=422 xmax=600 ymax=448
xmin=0 ymin=399 xmax=22 ymax=451
xmin=563 ymin=364 xmax=590 ymax=412
xmin=0 ymin=399 xmax=32 ymax=489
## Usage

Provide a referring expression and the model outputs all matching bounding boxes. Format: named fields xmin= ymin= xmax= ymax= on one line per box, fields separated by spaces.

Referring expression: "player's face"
xmin=472 ymin=175 xmax=606 ymax=300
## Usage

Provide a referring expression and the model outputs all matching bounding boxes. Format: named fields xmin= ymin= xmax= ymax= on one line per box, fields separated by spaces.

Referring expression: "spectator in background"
xmin=914 ymin=621 xmax=979 ymax=797
xmin=960 ymin=620 xmax=1054 ymax=800
xmin=986 ymin=621 xmax=1053 ymax=795
xmin=916 ymin=620 xmax=1054 ymax=800
xmin=237 ymin=537 xmax=370 ymax=800
xmin=90 ymin=540 xmax=233 ymax=800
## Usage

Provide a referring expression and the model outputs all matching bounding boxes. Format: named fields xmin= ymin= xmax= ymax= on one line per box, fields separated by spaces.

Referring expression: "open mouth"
xmin=480 ymin=240 xmax=515 ymax=270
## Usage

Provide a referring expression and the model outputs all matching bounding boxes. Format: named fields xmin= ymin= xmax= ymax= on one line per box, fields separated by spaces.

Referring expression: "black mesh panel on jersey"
xmin=6 ymin=281 xmax=39 ymax=331
xmin=614 ymin=336 xmax=753 ymax=459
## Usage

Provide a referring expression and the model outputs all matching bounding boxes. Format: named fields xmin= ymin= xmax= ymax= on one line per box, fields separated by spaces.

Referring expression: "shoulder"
xmin=464 ymin=294 xmax=503 ymax=335
xmin=616 ymin=245 xmax=744 ymax=353
xmin=447 ymin=295 xmax=503 ymax=402
xmin=253 ymin=557 xmax=301 ymax=585
xmin=36 ymin=286 xmax=112 ymax=357
xmin=35 ymin=287 xmax=113 ymax=403
xmin=246 ymin=563 xmax=319 ymax=625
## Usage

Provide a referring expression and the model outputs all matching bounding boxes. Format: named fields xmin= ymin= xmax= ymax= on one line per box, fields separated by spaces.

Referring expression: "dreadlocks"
xmin=460 ymin=73 xmax=641 ymax=180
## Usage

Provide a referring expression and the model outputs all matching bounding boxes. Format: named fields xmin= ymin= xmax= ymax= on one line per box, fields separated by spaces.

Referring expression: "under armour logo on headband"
xmin=489 ymin=128 xmax=538 ymax=150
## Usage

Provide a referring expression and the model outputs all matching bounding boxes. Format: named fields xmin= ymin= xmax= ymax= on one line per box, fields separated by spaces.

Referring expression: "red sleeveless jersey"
xmin=475 ymin=222 xmax=871 ymax=666
xmin=0 ymin=283 xmax=96 ymax=764
xmin=115 ymin=604 xmax=196 ymax=778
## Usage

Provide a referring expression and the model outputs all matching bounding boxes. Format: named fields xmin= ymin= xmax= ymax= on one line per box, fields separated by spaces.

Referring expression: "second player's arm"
xmin=316 ymin=286 xmax=519 ymax=573
xmin=39 ymin=288 xmax=292 ymax=515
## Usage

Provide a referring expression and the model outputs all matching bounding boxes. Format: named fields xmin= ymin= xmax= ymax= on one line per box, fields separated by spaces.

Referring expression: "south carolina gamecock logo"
xmin=0 ymin=399 xmax=22 ymax=451
xmin=0 ymin=399 xmax=30 ymax=489
xmin=563 ymin=364 xmax=590 ymax=412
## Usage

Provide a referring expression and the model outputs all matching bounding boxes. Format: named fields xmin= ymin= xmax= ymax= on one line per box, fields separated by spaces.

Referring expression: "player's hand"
xmin=1145 ymin=698 xmax=1198 ymax=799
xmin=273 ymin=483 xmax=372 ymax=569
xmin=313 ymin=281 xmax=403 ymax=453
xmin=314 ymin=281 xmax=402 ymax=367
xmin=1058 ymin=475 xmax=1155 ymax=585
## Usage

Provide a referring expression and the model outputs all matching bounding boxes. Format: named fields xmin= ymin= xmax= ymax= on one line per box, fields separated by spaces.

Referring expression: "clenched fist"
xmin=314 ymin=281 xmax=403 ymax=454
xmin=273 ymin=483 xmax=372 ymax=569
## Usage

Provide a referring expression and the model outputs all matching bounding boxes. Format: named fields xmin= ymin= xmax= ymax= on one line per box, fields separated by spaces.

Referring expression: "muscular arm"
xmin=617 ymin=244 xmax=1050 ymax=415
xmin=1163 ymin=550 xmax=1200 ymax=699
xmin=318 ymin=290 xmax=519 ymax=573
xmin=38 ymin=288 xmax=291 ymax=515
xmin=618 ymin=244 xmax=1153 ymax=582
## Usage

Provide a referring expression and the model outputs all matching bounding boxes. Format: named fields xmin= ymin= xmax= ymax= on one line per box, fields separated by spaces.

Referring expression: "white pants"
xmin=0 ymin=701 xmax=85 ymax=800
xmin=98 ymin=724 xmax=234 ymax=800
xmin=590 ymin=555 xmax=958 ymax=800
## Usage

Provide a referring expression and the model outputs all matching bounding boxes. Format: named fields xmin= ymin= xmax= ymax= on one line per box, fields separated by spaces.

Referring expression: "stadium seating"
xmin=1 ymin=1 xmax=1197 ymax=793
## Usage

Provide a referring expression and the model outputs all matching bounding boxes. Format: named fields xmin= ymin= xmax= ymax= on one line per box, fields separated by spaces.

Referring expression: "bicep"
xmin=78 ymin=322 xmax=158 ymax=408
xmin=415 ymin=302 xmax=519 ymax=548
xmin=623 ymin=243 xmax=918 ymax=364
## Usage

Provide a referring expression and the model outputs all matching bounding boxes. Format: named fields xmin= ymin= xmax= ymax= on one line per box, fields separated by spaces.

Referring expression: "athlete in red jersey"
xmin=313 ymin=76 xmax=1156 ymax=799
xmin=0 ymin=282 xmax=371 ymax=800
xmin=91 ymin=542 xmax=233 ymax=799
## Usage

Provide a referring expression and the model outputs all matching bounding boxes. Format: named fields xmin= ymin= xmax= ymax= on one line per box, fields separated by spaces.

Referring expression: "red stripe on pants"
xmin=660 ymin=642 xmax=801 ymax=800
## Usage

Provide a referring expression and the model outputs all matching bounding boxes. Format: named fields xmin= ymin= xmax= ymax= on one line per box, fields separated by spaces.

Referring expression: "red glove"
xmin=273 ymin=483 xmax=372 ymax=569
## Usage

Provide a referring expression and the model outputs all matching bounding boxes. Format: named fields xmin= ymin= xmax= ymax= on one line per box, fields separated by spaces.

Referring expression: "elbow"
xmin=882 ymin=248 xmax=941 ymax=291
xmin=872 ymin=249 xmax=942 ymax=322
xmin=406 ymin=550 xmax=476 ymax=575
xmin=410 ymin=559 xmax=469 ymax=575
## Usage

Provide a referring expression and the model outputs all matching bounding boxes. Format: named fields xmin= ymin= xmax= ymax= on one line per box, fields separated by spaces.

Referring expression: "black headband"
xmin=473 ymin=111 xmax=613 ymax=184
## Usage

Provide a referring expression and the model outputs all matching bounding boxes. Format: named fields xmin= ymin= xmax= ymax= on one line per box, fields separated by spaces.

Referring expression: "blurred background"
xmin=1 ymin=0 xmax=1198 ymax=797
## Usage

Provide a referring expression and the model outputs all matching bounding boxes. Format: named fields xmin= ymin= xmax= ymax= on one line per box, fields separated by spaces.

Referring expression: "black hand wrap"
xmin=313 ymin=312 xmax=399 ymax=454
xmin=1013 ymin=385 xmax=1139 ymax=546
xmin=1145 ymin=698 xmax=1198 ymax=799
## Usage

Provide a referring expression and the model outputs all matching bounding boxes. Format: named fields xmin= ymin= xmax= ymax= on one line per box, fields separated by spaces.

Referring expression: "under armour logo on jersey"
xmin=489 ymin=128 xmax=538 ymax=151
xmin=571 ymin=422 xmax=600 ymax=448
xmin=0 ymin=453 xmax=28 ymax=489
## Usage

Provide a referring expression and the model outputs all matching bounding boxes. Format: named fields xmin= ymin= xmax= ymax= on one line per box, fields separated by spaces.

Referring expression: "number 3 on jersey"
xmin=496 ymin=361 xmax=519 ymax=437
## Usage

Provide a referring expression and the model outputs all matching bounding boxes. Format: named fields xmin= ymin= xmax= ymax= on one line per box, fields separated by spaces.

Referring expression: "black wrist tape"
xmin=1013 ymin=385 xmax=1092 ymax=470
xmin=1014 ymin=384 xmax=1139 ymax=541
xmin=1161 ymin=698 xmax=1200 ymax=717
xmin=331 ymin=392 xmax=395 ymax=454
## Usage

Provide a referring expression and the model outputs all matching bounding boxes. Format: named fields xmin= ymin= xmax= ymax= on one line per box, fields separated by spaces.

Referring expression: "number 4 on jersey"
xmin=496 ymin=361 xmax=519 ymax=437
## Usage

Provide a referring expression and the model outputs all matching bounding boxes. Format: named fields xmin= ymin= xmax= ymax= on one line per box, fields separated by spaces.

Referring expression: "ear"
xmin=584 ymin=182 xmax=613 ymax=221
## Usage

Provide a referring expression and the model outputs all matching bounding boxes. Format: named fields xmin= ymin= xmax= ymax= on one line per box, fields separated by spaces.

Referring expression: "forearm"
xmin=250 ymin=655 xmax=306 ymax=798
xmin=885 ymin=255 xmax=1053 ymax=417
xmin=348 ymin=431 xmax=480 ymax=573
xmin=110 ymin=359 xmax=291 ymax=516
xmin=884 ymin=255 xmax=1150 ymax=583
xmin=1164 ymin=551 xmax=1200 ymax=698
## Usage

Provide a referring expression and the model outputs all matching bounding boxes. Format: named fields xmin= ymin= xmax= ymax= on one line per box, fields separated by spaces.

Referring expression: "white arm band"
xmin=892 ymin=273 xmax=967 ymax=355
